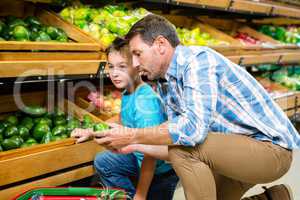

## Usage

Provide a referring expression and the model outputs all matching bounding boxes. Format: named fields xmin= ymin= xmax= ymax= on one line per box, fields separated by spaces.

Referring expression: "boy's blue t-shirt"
xmin=120 ymin=83 xmax=172 ymax=174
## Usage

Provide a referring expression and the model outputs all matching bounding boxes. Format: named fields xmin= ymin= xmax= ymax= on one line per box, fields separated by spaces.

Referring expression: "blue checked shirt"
xmin=157 ymin=45 xmax=300 ymax=150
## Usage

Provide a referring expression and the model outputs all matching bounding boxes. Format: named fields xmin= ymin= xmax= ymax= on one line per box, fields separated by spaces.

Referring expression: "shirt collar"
xmin=165 ymin=45 xmax=183 ymax=81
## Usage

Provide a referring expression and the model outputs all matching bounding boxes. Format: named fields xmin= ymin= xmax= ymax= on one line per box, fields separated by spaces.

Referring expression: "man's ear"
xmin=155 ymin=35 xmax=167 ymax=54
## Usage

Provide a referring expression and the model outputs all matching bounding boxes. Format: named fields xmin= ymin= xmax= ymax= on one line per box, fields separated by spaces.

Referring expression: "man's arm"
xmin=134 ymin=156 xmax=156 ymax=200
xmin=118 ymin=144 xmax=170 ymax=161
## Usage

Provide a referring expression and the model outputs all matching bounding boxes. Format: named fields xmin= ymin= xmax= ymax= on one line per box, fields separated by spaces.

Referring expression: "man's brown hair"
xmin=126 ymin=14 xmax=180 ymax=48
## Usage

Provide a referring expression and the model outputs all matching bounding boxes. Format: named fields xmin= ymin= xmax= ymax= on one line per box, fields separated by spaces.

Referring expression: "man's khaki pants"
xmin=169 ymin=133 xmax=292 ymax=200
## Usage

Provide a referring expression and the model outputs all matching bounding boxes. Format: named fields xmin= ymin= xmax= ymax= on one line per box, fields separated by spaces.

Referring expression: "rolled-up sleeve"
xmin=168 ymin=51 xmax=218 ymax=146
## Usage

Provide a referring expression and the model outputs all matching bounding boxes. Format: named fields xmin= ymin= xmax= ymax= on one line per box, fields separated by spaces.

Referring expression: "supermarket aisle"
xmin=173 ymin=150 xmax=300 ymax=200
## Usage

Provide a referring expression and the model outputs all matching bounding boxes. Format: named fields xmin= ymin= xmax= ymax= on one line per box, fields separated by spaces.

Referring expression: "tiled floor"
xmin=173 ymin=150 xmax=300 ymax=200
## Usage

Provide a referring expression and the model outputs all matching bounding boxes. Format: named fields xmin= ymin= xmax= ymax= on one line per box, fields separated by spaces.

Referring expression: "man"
xmin=92 ymin=14 xmax=300 ymax=200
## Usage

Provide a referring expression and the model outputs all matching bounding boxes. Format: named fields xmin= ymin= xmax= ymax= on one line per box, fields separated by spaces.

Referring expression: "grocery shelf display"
xmin=0 ymin=1 xmax=100 ymax=51
xmin=145 ymin=0 xmax=300 ymax=18
xmin=0 ymin=92 xmax=106 ymax=199
xmin=59 ymin=5 xmax=150 ymax=50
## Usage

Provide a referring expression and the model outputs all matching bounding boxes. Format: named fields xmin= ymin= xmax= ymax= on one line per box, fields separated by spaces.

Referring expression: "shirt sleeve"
xmin=134 ymin=87 xmax=167 ymax=128
xmin=168 ymin=51 xmax=218 ymax=146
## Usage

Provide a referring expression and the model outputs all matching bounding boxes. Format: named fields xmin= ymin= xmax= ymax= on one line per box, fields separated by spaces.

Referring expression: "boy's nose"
xmin=110 ymin=69 xmax=118 ymax=77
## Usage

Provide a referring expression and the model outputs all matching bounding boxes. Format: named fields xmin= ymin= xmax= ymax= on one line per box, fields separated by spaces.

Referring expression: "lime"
xmin=35 ymin=31 xmax=51 ymax=41
xmin=13 ymin=25 xmax=30 ymax=41
xmin=46 ymin=26 xmax=60 ymax=40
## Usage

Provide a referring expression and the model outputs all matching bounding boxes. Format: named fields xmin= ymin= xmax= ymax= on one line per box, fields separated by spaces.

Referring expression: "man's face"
xmin=129 ymin=35 xmax=164 ymax=80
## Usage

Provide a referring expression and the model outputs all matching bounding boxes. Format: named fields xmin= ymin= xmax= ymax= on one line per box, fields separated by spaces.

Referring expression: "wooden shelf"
xmin=0 ymin=60 xmax=105 ymax=78
xmin=0 ymin=165 xmax=95 ymax=200
xmin=0 ymin=93 xmax=105 ymax=199
xmin=256 ymin=77 xmax=299 ymax=117
xmin=149 ymin=0 xmax=300 ymax=19
xmin=0 ymin=1 xmax=101 ymax=52
xmin=225 ymin=49 xmax=300 ymax=65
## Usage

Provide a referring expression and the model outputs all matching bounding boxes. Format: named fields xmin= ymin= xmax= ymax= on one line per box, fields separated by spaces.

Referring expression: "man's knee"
xmin=168 ymin=145 xmax=192 ymax=163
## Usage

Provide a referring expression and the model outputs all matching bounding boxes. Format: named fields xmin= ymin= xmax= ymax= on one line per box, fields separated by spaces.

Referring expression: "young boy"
xmin=72 ymin=38 xmax=178 ymax=200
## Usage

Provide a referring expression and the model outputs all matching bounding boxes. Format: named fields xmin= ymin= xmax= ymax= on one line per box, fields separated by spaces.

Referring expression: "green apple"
xmin=100 ymin=33 xmax=116 ymax=47
xmin=74 ymin=7 xmax=91 ymax=21
xmin=89 ymin=23 xmax=101 ymax=40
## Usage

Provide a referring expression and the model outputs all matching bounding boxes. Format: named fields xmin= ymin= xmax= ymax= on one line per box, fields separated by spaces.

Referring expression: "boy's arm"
xmin=134 ymin=155 xmax=156 ymax=200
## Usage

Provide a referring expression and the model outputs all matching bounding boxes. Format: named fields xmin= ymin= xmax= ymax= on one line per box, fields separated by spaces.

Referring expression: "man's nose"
xmin=132 ymin=56 xmax=140 ymax=69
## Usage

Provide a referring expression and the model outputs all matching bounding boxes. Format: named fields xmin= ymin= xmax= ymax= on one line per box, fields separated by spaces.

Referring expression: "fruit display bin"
xmin=161 ymin=14 xmax=243 ymax=52
xmin=0 ymin=0 xmax=100 ymax=51
xmin=0 ymin=52 xmax=106 ymax=78
xmin=256 ymin=77 xmax=300 ymax=117
xmin=0 ymin=0 xmax=106 ymax=78
xmin=0 ymin=91 xmax=105 ymax=200
xmin=74 ymin=86 xmax=121 ymax=121
xmin=14 ymin=187 xmax=126 ymax=200
xmin=195 ymin=16 xmax=298 ymax=50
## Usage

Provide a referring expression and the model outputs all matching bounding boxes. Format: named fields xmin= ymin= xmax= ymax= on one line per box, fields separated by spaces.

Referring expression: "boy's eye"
xmin=119 ymin=65 xmax=127 ymax=69
xmin=108 ymin=65 xmax=114 ymax=69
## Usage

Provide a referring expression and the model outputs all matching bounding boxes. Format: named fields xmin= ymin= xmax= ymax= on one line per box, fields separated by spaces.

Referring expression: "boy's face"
xmin=107 ymin=51 xmax=137 ymax=89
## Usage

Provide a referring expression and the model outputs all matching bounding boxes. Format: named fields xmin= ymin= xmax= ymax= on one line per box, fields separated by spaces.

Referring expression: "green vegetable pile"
xmin=0 ymin=106 xmax=109 ymax=152
xmin=0 ymin=15 xmax=69 ymax=42
xmin=176 ymin=27 xmax=229 ymax=46
xmin=59 ymin=5 xmax=149 ymax=47
xmin=258 ymin=25 xmax=300 ymax=45
xmin=260 ymin=65 xmax=300 ymax=90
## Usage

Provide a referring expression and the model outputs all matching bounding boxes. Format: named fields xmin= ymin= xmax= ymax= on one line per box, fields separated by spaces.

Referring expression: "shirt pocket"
xmin=169 ymin=82 xmax=187 ymax=111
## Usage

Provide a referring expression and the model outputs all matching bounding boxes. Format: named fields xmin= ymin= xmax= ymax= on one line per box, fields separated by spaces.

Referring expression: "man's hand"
xmin=71 ymin=128 xmax=93 ymax=143
xmin=133 ymin=194 xmax=146 ymax=200
xmin=92 ymin=123 xmax=137 ymax=150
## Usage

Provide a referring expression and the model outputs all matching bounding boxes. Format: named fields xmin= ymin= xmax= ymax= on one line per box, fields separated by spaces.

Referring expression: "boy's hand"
xmin=71 ymin=128 xmax=93 ymax=143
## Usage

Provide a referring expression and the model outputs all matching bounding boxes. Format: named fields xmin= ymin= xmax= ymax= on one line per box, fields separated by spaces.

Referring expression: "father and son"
xmin=72 ymin=14 xmax=300 ymax=200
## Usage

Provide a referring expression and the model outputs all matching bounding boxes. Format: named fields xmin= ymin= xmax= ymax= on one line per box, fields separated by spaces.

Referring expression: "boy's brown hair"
xmin=106 ymin=37 xmax=132 ymax=63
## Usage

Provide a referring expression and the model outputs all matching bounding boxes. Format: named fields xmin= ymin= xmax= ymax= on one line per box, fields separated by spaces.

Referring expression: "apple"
xmin=104 ymin=99 xmax=113 ymax=111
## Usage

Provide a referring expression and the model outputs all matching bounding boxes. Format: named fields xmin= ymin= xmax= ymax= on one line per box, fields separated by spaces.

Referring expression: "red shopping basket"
xmin=13 ymin=187 xmax=127 ymax=200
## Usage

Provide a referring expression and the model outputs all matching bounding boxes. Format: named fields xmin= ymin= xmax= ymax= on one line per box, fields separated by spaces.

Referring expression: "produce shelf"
xmin=194 ymin=16 xmax=299 ymax=50
xmin=225 ymin=49 xmax=300 ymax=65
xmin=0 ymin=60 xmax=105 ymax=78
xmin=0 ymin=1 xmax=100 ymax=51
xmin=256 ymin=77 xmax=300 ymax=117
xmin=145 ymin=0 xmax=300 ymax=19
xmin=162 ymin=14 xmax=243 ymax=48
xmin=0 ymin=92 xmax=105 ymax=199
xmin=0 ymin=165 xmax=94 ymax=200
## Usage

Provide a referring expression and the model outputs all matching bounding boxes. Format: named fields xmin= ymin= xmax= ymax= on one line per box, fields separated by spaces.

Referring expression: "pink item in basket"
xmin=111 ymin=90 xmax=122 ymax=99
xmin=87 ymin=92 xmax=105 ymax=108
xmin=87 ymin=92 xmax=99 ymax=102
xmin=94 ymin=97 xmax=104 ymax=108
